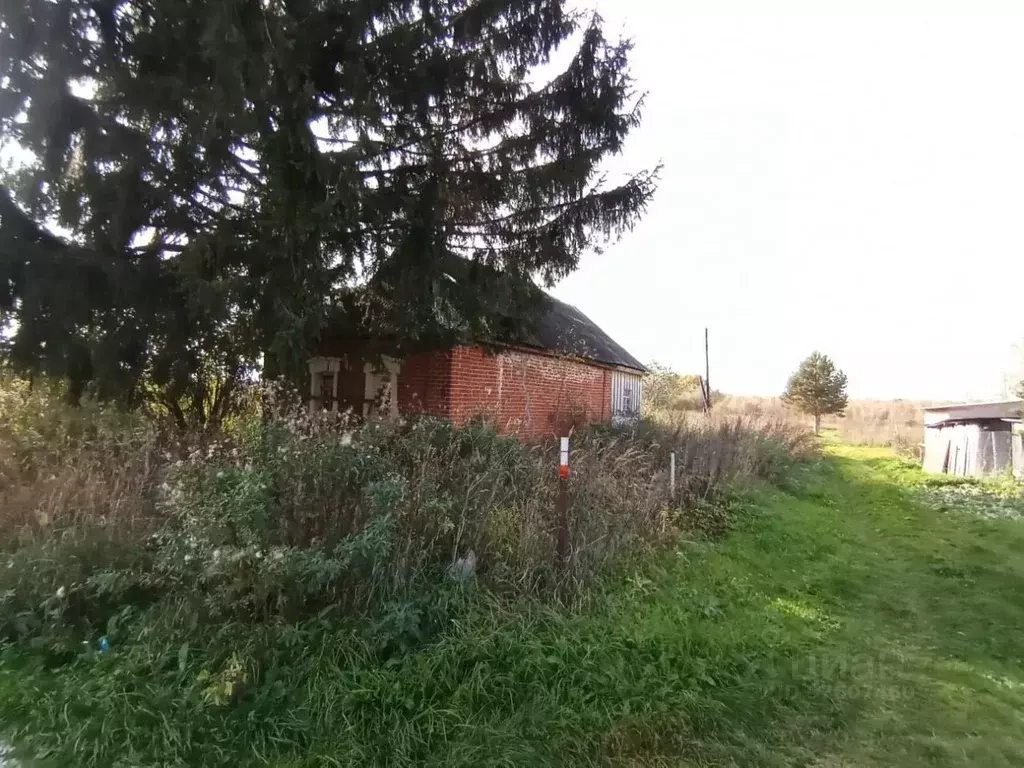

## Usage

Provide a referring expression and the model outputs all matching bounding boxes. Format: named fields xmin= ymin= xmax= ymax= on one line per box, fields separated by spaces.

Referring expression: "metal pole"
xmin=670 ymin=451 xmax=676 ymax=501
xmin=556 ymin=437 xmax=570 ymax=562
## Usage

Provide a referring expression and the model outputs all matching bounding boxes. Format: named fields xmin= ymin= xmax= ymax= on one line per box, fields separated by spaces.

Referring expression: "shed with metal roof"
xmin=922 ymin=400 xmax=1024 ymax=476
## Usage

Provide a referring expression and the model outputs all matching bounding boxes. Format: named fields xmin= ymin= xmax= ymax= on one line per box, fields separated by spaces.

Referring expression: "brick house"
xmin=307 ymin=293 xmax=646 ymax=438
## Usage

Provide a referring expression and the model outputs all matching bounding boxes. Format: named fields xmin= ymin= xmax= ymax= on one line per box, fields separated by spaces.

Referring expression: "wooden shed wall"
xmin=1013 ymin=425 xmax=1024 ymax=478
xmin=923 ymin=420 xmax=1014 ymax=477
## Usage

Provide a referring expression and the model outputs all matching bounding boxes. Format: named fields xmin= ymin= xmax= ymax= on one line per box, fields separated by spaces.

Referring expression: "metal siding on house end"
xmin=611 ymin=369 xmax=643 ymax=424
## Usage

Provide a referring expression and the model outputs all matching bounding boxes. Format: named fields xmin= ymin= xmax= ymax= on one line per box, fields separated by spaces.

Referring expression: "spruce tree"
xmin=0 ymin=0 xmax=657 ymax=421
xmin=782 ymin=352 xmax=849 ymax=434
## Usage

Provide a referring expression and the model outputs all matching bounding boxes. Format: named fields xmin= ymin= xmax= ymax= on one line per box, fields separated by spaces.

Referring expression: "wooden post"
xmin=556 ymin=437 xmax=570 ymax=562
xmin=670 ymin=451 xmax=676 ymax=501
xmin=704 ymin=327 xmax=711 ymax=414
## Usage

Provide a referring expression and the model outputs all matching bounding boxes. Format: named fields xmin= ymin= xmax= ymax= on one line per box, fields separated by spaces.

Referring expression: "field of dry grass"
xmin=654 ymin=395 xmax=939 ymax=457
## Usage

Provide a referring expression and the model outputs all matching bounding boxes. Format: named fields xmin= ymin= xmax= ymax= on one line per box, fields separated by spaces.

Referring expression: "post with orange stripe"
xmin=556 ymin=436 xmax=570 ymax=562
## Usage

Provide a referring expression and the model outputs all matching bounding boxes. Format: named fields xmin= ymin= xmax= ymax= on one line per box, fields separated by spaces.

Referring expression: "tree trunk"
xmin=813 ymin=413 xmax=821 ymax=435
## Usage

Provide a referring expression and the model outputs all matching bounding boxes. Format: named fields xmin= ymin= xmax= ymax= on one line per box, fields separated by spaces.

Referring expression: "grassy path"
xmin=500 ymin=441 xmax=1024 ymax=766
xmin=681 ymin=443 xmax=1024 ymax=766
xmin=3 ymin=444 xmax=1024 ymax=766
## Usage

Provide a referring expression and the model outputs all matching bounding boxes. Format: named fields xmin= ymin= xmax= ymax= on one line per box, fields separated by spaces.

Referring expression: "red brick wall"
xmin=397 ymin=349 xmax=451 ymax=418
xmin=312 ymin=344 xmax=614 ymax=437
xmin=448 ymin=345 xmax=613 ymax=438
xmin=448 ymin=346 xmax=502 ymax=426
xmin=311 ymin=349 xmax=450 ymax=418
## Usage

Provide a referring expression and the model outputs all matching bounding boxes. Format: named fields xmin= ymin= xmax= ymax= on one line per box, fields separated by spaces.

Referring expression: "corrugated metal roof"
xmin=927 ymin=418 xmax=1021 ymax=428
xmin=922 ymin=399 xmax=1024 ymax=411
xmin=923 ymin=400 xmax=1024 ymax=426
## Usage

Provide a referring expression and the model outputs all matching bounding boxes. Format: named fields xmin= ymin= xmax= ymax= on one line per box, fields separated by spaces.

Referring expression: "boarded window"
xmin=319 ymin=371 xmax=335 ymax=410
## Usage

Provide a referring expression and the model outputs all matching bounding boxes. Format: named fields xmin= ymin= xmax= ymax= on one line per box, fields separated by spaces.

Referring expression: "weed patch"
xmin=909 ymin=474 xmax=1024 ymax=520
xmin=0 ymin=376 xmax=817 ymax=764
xmin=12 ymin=386 xmax=1022 ymax=765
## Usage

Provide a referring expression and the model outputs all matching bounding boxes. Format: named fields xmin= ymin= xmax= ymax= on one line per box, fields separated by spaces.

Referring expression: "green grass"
xmin=3 ymin=444 xmax=1024 ymax=766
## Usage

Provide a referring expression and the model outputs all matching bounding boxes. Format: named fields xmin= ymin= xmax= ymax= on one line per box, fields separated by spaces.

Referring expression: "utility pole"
xmin=703 ymin=327 xmax=712 ymax=414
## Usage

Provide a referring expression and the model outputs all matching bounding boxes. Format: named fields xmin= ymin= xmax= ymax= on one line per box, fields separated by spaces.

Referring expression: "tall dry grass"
xmin=1 ymin=372 xmax=816 ymax=655
xmin=0 ymin=376 xmax=818 ymax=767
xmin=658 ymin=395 xmax=939 ymax=455
xmin=0 ymin=375 xmax=167 ymax=545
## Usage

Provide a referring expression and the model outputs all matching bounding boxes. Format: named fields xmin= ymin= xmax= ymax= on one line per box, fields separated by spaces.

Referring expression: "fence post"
xmin=556 ymin=436 xmax=570 ymax=562
xmin=670 ymin=451 xmax=676 ymax=501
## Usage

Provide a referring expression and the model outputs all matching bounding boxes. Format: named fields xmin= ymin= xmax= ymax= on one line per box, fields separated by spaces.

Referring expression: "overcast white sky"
xmin=550 ymin=0 xmax=1024 ymax=401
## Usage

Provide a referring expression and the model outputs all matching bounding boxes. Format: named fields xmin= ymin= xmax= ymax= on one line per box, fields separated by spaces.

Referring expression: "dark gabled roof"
xmin=434 ymin=256 xmax=646 ymax=372
xmin=324 ymin=257 xmax=647 ymax=373
xmin=528 ymin=294 xmax=646 ymax=373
